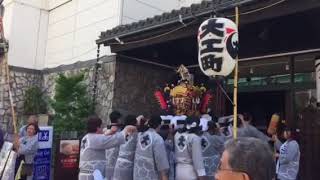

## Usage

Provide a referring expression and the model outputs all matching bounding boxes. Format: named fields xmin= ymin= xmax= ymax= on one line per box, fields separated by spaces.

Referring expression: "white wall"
xmin=4 ymin=0 xmax=48 ymax=10
xmin=48 ymin=0 xmax=69 ymax=10
xmin=178 ymin=0 xmax=205 ymax=8
xmin=3 ymin=0 xmax=205 ymax=69
xmin=46 ymin=0 xmax=205 ymax=67
xmin=3 ymin=1 xmax=48 ymax=69
xmin=121 ymin=0 xmax=180 ymax=24
xmin=45 ymin=0 xmax=120 ymax=68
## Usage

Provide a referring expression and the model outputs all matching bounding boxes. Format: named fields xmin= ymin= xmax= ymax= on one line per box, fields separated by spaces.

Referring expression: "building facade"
xmin=1 ymin=0 xmax=320 ymax=178
xmin=3 ymin=0 xmax=202 ymax=69
xmin=0 ymin=0 xmax=206 ymax=130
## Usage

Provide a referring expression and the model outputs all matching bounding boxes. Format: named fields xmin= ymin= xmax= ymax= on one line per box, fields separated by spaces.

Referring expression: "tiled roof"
xmin=97 ymin=0 xmax=256 ymax=44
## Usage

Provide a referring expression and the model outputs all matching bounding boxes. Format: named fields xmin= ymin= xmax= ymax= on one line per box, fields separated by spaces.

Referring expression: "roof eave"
xmin=96 ymin=0 xmax=259 ymax=46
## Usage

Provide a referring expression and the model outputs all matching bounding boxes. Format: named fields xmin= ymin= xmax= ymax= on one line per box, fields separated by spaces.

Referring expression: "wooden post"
xmin=233 ymin=6 xmax=239 ymax=139
xmin=4 ymin=54 xmax=17 ymax=134
xmin=316 ymin=57 xmax=320 ymax=106
xmin=0 ymin=14 xmax=17 ymax=134
xmin=290 ymin=56 xmax=296 ymax=128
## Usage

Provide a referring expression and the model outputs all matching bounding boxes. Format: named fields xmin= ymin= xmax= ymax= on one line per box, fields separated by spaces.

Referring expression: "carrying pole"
xmin=233 ymin=6 xmax=239 ymax=139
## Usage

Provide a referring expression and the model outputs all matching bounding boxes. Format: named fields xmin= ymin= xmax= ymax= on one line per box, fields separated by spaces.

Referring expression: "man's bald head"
xmin=27 ymin=115 xmax=38 ymax=125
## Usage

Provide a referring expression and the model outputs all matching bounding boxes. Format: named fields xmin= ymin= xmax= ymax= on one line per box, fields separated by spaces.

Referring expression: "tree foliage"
xmin=50 ymin=73 xmax=93 ymax=136
xmin=23 ymin=86 xmax=47 ymax=115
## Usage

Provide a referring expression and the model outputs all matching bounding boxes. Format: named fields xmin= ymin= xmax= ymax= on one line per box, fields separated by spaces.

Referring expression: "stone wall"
xmin=0 ymin=55 xmax=176 ymax=132
xmin=0 ymin=56 xmax=117 ymax=133
xmin=112 ymin=57 xmax=175 ymax=117
xmin=0 ymin=67 xmax=43 ymax=132
xmin=42 ymin=56 xmax=116 ymax=124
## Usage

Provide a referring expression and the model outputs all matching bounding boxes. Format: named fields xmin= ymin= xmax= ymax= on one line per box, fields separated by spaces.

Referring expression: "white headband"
xmin=186 ymin=122 xmax=197 ymax=130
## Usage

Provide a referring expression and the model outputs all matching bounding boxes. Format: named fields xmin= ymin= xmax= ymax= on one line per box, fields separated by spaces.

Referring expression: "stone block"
xmin=109 ymin=75 xmax=115 ymax=83
xmin=0 ymin=109 xmax=5 ymax=115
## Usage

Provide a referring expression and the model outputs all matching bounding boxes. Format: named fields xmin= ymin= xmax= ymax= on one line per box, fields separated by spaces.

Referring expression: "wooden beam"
xmin=289 ymin=56 xmax=296 ymax=128
xmin=225 ymin=82 xmax=316 ymax=93
xmin=237 ymin=0 xmax=320 ymax=25
xmin=110 ymin=23 xmax=197 ymax=52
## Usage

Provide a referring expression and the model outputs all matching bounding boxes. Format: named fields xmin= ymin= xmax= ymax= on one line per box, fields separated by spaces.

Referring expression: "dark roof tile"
xmin=98 ymin=0 xmax=255 ymax=42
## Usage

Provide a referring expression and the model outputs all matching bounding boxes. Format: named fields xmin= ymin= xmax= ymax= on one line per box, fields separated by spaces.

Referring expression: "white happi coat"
xmin=113 ymin=133 xmax=138 ymax=180
xmin=105 ymin=146 xmax=120 ymax=179
xmin=175 ymin=132 xmax=205 ymax=180
xmin=201 ymin=132 xmax=224 ymax=179
xmin=276 ymin=140 xmax=300 ymax=180
xmin=133 ymin=128 xmax=169 ymax=180
xmin=79 ymin=132 xmax=125 ymax=180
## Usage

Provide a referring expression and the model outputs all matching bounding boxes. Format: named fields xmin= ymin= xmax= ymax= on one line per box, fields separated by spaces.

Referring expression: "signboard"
xmin=33 ymin=126 xmax=53 ymax=180
xmin=54 ymin=139 xmax=80 ymax=180
xmin=2 ymin=150 xmax=17 ymax=180
xmin=198 ymin=18 xmax=239 ymax=77
xmin=59 ymin=140 xmax=79 ymax=168
xmin=0 ymin=142 xmax=13 ymax=177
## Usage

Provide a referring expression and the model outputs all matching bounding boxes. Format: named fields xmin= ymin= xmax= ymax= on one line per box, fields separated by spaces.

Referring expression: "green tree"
xmin=23 ymin=86 xmax=47 ymax=115
xmin=51 ymin=73 xmax=93 ymax=136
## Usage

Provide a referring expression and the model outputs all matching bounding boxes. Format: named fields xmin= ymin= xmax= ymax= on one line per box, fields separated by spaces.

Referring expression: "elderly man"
xmin=237 ymin=114 xmax=271 ymax=142
xmin=215 ymin=137 xmax=276 ymax=180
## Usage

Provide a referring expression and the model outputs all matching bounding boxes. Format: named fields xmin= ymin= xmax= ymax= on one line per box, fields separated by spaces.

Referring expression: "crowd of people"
xmin=0 ymin=110 xmax=300 ymax=180
xmin=0 ymin=62 xmax=302 ymax=180
xmin=79 ymin=111 xmax=301 ymax=180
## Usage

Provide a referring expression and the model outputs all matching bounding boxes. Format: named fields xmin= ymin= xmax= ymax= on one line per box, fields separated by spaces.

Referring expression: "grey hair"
xmin=224 ymin=137 xmax=275 ymax=180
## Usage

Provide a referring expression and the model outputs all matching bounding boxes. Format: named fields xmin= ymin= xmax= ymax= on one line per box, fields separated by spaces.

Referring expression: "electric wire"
xmin=104 ymin=0 xmax=287 ymax=45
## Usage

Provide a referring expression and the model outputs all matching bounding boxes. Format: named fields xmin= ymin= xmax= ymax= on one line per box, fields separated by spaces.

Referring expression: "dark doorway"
xmin=226 ymin=91 xmax=286 ymax=131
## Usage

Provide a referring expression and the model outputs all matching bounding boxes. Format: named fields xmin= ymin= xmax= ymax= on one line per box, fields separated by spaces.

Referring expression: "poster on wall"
xmin=198 ymin=18 xmax=239 ymax=77
xmin=316 ymin=58 xmax=320 ymax=105
xmin=54 ymin=139 xmax=80 ymax=180
xmin=59 ymin=140 xmax=80 ymax=168
xmin=2 ymin=150 xmax=17 ymax=180
xmin=33 ymin=126 xmax=53 ymax=180
xmin=0 ymin=142 xmax=13 ymax=177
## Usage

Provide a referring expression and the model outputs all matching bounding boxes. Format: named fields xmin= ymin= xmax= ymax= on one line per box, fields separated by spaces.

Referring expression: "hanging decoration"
xmin=154 ymin=65 xmax=213 ymax=115
xmin=197 ymin=12 xmax=240 ymax=139
xmin=198 ymin=17 xmax=239 ymax=77
xmin=267 ymin=113 xmax=280 ymax=135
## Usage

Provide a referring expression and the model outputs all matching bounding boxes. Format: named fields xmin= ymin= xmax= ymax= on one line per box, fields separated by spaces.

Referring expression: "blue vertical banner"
xmin=34 ymin=126 xmax=53 ymax=180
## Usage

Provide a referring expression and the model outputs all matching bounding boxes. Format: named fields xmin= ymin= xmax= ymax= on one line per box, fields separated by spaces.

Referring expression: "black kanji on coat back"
xmin=141 ymin=134 xmax=150 ymax=147
xmin=81 ymin=138 xmax=87 ymax=150
xmin=178 ymin=135 xmax=186 ymax=149
xmin=201 ymin=138 xmax=208 ymax=149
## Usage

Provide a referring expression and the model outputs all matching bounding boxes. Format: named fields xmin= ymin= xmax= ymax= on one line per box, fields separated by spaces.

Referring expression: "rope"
xmin=227 ymin=0 xmax=287 ymax=17
xmin=107 ymin=19 xmax=198 ymax=45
